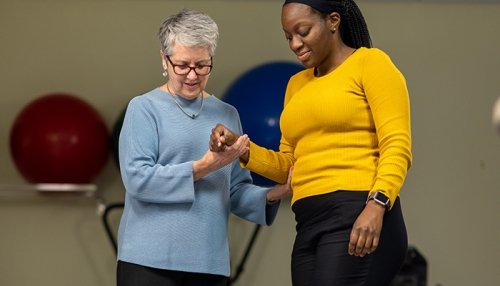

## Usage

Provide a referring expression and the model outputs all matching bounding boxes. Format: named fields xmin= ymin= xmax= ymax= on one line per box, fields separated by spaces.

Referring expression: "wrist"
xmin=366 ymin=199 xmax=387 ymax=213
xmin=193 ymin=157 xmax=211 ymax=181
xmin=366 ymin=191 xmax=391 ymax=211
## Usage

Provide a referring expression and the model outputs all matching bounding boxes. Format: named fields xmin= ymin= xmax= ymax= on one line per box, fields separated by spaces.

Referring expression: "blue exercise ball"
xmin=223 ymin=61 xmax=303 ymax=186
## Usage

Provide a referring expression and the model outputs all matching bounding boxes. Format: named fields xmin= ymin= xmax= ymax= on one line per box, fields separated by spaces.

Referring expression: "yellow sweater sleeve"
xmin=363 ymin=49 xmax=412 ymax=207
xmin=243 ymin=140 xmax=294 ymax=184
xmin=242 ymin=85 xmax=296 ymax=184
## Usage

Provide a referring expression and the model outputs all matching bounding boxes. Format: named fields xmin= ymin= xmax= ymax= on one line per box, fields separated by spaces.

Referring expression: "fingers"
xmin=370 ymin=236 xmax=379 ymax=254
xmin=348 ymin=205 xmax=384 ymax=257
xmin=210 ymin=125 xmax=227 ymax=152
xmin=349 ymin=230 xmax=367 ymax=257
xmin=267 ymin=177 xmax=292 ymax=202
xmin=209 ymin=124 xmax=238 ymax=152
xmin=282 ymin=166 xmax=293 ymax=197
xmin=348 ymin=226 xmax=379 ymax=257
xmin=227 ymin=135 xmax=249 ymax=156
xmin=348 ymin=230 xmax=359 ymax=256
xmin=287 ymin=166 xmax=294 ymax=185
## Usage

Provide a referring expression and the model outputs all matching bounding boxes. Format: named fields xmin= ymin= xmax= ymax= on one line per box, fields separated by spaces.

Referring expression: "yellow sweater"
xmin=244 ymin=47 xmax=412 ymax=207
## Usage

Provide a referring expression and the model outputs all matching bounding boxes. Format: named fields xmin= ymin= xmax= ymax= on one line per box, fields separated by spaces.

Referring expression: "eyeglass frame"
xmin=165 ymin=55 xmax=213 ymax=76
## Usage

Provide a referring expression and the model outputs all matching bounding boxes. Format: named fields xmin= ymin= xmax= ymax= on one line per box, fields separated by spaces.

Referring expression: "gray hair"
xmin=158 ymin=9 xmax=219 ymax=57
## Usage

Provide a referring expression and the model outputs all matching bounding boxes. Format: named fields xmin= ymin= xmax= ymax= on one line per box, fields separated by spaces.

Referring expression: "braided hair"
xmin=283 ymin=0 xmax=372 ymax=48
xmin=338 ymin=0 xmax=372 ymax=48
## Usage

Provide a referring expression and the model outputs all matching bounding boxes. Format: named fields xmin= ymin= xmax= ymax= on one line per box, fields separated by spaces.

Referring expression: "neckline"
xmin=164 ymin=85 xmax=205 ymax=119
xmin=313 ymin=47 xmax=364 ymax=78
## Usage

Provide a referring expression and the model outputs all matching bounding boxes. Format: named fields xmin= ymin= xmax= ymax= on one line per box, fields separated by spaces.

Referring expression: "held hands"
xmin=348 ymin=200 xmax=385 ymax=257
xmin=193 ymin=135 xmax=250 ymax=181
xmin=210 ymin=123 xmax=240 ymax=152
xmin=210 ymin=123 xmax=292 ymax=202
xmin=210 ymin=123 xmax=250 ymax=163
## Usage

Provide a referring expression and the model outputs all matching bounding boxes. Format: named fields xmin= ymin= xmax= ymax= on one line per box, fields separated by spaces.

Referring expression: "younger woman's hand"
xmin=348 ymin=201 xmax=385 ymax=257
xmin=210 ymin=123 xmax=239 ymax=152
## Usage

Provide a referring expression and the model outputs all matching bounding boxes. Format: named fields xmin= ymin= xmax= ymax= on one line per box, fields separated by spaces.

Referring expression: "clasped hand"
xmin=209 ymin=123 xmax=292 ymax=202
xmin=209 ymin=123 xmax=240 ymax=152
xmin=194 ymin=134 xmax=249 ymax=181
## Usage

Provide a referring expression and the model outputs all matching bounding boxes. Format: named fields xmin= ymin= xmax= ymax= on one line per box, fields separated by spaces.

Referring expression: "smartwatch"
xmin=367 ymin=191 xmax=390 ymax=210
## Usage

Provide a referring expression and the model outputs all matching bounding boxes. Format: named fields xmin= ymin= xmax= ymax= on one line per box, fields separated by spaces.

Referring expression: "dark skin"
xmin=210 ymin=3 xmax=386 ymax=258
xmin=282 ymin=3 xmax=353 ymax=75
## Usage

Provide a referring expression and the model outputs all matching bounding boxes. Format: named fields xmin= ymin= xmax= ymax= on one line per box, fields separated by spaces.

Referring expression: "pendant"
xmin=165 ymin=84 xmax=204 ymax=119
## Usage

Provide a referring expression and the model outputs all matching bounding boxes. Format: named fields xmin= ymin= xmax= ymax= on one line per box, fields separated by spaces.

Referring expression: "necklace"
xmin=165 ymin=84 xmax=204 ymax=119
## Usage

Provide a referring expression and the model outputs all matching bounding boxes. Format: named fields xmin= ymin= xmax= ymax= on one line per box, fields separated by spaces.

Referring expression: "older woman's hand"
xmin=266 ymin=166 xmax=293 ymax=203
xmin=210 ymin=123 xmax=240 ymax=152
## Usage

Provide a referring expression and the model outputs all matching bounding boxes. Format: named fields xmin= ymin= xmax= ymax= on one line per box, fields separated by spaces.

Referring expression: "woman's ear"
xmin=328 ymin=12 xmax=341 ymax=33
xmin=160 ymin=50 xmax=167 ymax=69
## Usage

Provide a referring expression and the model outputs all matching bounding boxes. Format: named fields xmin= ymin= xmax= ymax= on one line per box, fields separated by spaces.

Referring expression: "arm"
xmin=364 ymin=49 xmax=412 ymax=207
xmin=223 ymin=115 xmax=293 ymax=225
xmin=349 ymin=49 xmax=412 ymax=257
xmin=228 ymin=162 xmax=292 ymax=226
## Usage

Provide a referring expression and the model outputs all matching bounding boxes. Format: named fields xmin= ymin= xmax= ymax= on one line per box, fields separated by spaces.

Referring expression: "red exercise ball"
xmin=10 ymin=93 xmax=110 ymax=184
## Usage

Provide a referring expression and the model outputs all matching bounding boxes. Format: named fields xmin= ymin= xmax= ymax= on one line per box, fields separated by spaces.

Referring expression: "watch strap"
xmin=367 ymin=191 xmax=390 ymax=210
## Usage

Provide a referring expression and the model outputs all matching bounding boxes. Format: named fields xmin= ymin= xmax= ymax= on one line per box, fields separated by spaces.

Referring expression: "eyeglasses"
xmin=166 ymin=56 xmax=213 ymax=76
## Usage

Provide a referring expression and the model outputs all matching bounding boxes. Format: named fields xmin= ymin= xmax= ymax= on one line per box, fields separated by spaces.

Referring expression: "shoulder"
xmin=209 ymin=95 xmax=235 ymax=109
xmin=127 ymin=88 xmax=171 ymax=112
xmin=204 ymin=95 xmax=245 ymax=132
xmin=207 ymin=95 xmax=239 ymax=115
xmin=358 ymin=47 xmax=396 ymax=66
xmin=357 ymin=48 xmax=404 ymax=78
xmin=357 ymin=48 xmax=391 ymax=61
xmin=124 ymin=88 xmax=166 ymax=121
xmin=128 ymin=88 xmax=161 ymax=106
xmin=289 ymin=68 xmax=313 ymax=83
xmin=286 ymin=68 xmax=314 ymax=95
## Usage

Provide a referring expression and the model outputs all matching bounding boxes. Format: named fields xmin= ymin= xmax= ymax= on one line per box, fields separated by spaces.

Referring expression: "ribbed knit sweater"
xmin=117 ymin=88 xmax=279 ymax=277
xmin=244 ymin=48 xmax=412 ymax=207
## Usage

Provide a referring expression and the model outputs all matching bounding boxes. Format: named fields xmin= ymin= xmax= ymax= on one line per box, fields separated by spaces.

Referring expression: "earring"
xmin=332 ymin=26 xmax=337 ymax=33
xmin=162 ymin=71 xmax=168 ymax=77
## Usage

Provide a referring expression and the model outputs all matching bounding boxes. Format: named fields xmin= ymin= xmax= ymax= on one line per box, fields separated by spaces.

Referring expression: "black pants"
xmin=291 ymin=191 xmax=407 ymax=286
xmin=117 ymin=260 xmax=228 ymax=286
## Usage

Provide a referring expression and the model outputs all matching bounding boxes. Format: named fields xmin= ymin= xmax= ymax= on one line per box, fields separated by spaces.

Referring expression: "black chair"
xmin=391 ymin=246 xmax=428 ymax=286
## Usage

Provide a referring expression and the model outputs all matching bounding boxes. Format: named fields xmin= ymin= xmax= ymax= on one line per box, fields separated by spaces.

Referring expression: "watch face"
xmin=374 ymin=192 xmax=390 ymax=205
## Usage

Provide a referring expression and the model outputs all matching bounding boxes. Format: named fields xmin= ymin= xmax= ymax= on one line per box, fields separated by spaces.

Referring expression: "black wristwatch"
xmin=367 ymin=191 xmax=390 ymax=210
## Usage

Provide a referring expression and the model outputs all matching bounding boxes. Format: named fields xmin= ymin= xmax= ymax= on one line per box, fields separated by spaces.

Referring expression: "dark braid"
xmin=338 ymin=0 xmax=372 ymax=48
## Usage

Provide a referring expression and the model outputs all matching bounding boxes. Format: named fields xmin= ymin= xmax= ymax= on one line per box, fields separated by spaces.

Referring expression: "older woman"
xmin=116 ymin=9 xmax=291 ymax=286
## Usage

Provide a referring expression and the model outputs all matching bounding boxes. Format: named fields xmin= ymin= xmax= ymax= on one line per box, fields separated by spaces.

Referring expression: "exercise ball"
xmin=493 ymin=96 xmax=500 ymax=135
xmin=10 ymin=93 xmax=110 ymax=184
xmin=223 ymin=61 xmax=303 ymax=186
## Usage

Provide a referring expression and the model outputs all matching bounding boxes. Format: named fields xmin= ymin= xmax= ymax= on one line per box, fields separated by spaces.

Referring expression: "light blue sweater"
xmin=117 ymin=88 xmax=279 ymax=277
